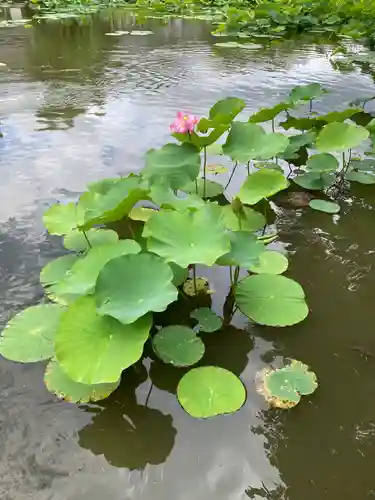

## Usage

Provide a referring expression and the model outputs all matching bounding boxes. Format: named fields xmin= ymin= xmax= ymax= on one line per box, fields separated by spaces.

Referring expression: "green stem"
xmin=229 ymin=266 xmax=234 ymax=286
xmin=246 ymin=160 xmax=250 ymax=176
xmin=83 ymin=230 xmax=92 ymax=249
xmin=272 ymin=118 xmax=275 ymax=133
xmin=228 ymin=305 xmax=238 ymax=323
xmin=192 ymin=264 xmax=197 ymax=295
xmin=309 ymin=99 xmax=313 ymax=113
xmin=234 ymin=265 xmax=240 ymax=285
xmin=225 ymin=161 xmax=238 ymax=190
xmin=195 ymin=178 xmax=198 ymax=195
xmin=203 ymin=146 xmax=207 ymax=199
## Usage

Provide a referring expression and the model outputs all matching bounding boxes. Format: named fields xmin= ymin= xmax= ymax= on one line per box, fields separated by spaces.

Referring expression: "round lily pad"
xmin=217 ymin=232 xmax=265 ymax=268
xmin=63 ymin=228 xmax=118 ymax=252
xmin=153 ymin=326 xmax=205 ymax=367
xmin=190 ymin=308 xmax=222 ymax=332
xmin=317 ymin=122 xmax=369 ymax=152
xmin=40 ymin=254 xmax=80 ymax=305
xmin=235 ymin=274 xmax=308 ymax=326
xmin=45 ymin=359 xmax=120 ymax=403
xmin=55 ymin=296 xmax=152 ymax=384
xmin=293 ymin=172 xmax=334 ymax=190
xmin=257 ymin=359 xmax=318 ymax=408
xmin=308 ymin=199 xmax=340 ymax=213
xmin=43 ymin=202 xmax=85 ymax=235
xmin=95 ymin=253 xmax=178 ymax=325
xmin=143 ymin=203 xmax=230 ymax=268
xmin=177 ymin=366 xmax=246 ymax=418
xmin=248 ymin=250 xmax=289 ymax=275
xmin=238 ymin=169 xmax=289 ymax=205
xmin=306 ymin=153 xmax=339 ymax=173
xmin=346 ymin=171 xmax=375 ymax=184
xmin=0 ymin=304 xmax=64 ymax=362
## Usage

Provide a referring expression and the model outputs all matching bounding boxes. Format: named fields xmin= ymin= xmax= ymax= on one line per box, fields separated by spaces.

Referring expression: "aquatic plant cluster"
xmin=1 ymin=84 xmax=375 ymax=416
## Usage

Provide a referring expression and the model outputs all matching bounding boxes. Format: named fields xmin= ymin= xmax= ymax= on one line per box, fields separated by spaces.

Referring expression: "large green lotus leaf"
xmin=45 ymin=359 xmax=119 ymax=403
xmin=150 ymin=185 xmax=205 ymax=210
xmin=95 ymin=253 xmax=178 ymax=324
xmin=56 ymin=240 xmax=141 ymax=297
xmin=0 ymin=304 xmax=63 ymax=362
xmin=217 ymin=232 xmax=265 ymax=268
xmin=349 ymin=159 xmax=375 ymax=171
xmin=317 ymin=122 xmax=369 ymax=152
xmin=289 ymin=83 xmax=325 ymax=102
xmin=223 ymin=122 xmax=289 ymax=162
xmin=282 ymin=131 xmax=317 ymax=161
xmin=63 ymin=228 xmax=118 ymax=252
xmin=40 ymin=255 xmax=80 ymax=305
xmin=209 ymin=97 xmax=245 ymax=126
xmin=143 ymin=143 xmax=200 ymax=190
xmin=177 ymin=366 xmax=246 ymax=418
xmin=321 ymin=108 xmax=362 ymax=123
xmin=220 ymin=204 xmax=266 ymax=232
xmin=43 ymin=202 xmax=85 ymax=235
xmin=153 ymin=325 xmax=205 ymax=367
xmin=143 ymin=203 xmax=230 ymax=268
xmin=238 ymin=169 xmax=289 ymax=205
xmin=249 ymin=102 xmax=290 ymax=123
xmin=346 ymin=171 xmax=375 ymax=184
xmin=249 ymin=250 xmax=288 ymax=274
xmin=182 ymin=178 xmax=224 ymax=198
xmin=308 ymin=199 xmax=341 ymax=213
xmin=169 ymin=262 xmax=188 ymax=286
xmin=190 ymin=308 xmax=222 ymax=332
xmin=235 ymin=274 xmax=308 ymax=326
xmin=55 ymin=296 xmax=152 ymax=384
xmin=79 ymin=176 xmax=148 ymax=229
xmin=280 ymin=115 xmax=326 ymax=132
xmin=260 ymin=359 xmax=318 ymax=408
xmin=306 ymin=153 xmax=338 ymax=173
xmin=129 ymin=207 xmax=156 ymax=222
xmin=293 ymin=172 xmax=334 ymax=190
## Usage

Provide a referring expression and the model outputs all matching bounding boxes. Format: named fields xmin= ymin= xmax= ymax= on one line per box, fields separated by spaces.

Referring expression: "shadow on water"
xmin=2 ymin=6 xmax=375 ymax=500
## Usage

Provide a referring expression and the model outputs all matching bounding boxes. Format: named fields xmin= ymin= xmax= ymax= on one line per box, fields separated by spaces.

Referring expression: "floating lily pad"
xmin=45 ymin=359 xmax=120 ymax=403
xmin=130 ymin=30 xmax=154 ymax=35
xmin=43 ymin=202 xmax=85 ymax=235
xmin=235 ymin=274 xmax=308 ymax=326
xmin=153 ymin=326 xmax=205 ymax=366
xmin=346 ymin=171 xmax=375 ymax=184
xmin=217 ymin=232 xmax=265 ymax=268
xmin=190 ymin=308 xmax=222 ymax=332
xmin=0 ymin=304 xmax=63 ymax=362
xmin=249 ymin=250 xmax=288 ymax=274
xmin=308 ymin=199 xmax=341 ymax=213
xmin=182 ymin=178 xmax=224 ymax=198
xmin=317 ymin=122 xmax=369 ymax=152
xmin=40 ymin=254 xmax=80 ymax=305
xmin=220 ymin=204 xmax=266 ymax=232
xmin=238 ymin=169 xmax=289 ymax=205
xmin=214 ymin=41 xmax=241 ymax=48
xmin=95 ymin=253 xmax=178 ymax=325
xmin=55 ymin=296 xmax=152 ymax=384
xmin=293 ymin=172 xmax=334 ymax=190
xmin=63 ymin=228 xmax=118 ymax=252
xmin=306 ymin=153 xmax=339 ymax=173
xmin=144 ymin=143 xmax=200 ymax=190
xmin=143 ymin=203 xmax=230 ymax=268
xmin=257 ymin=359 xmax=318 ymax=408
xmin=177 ymin=366 xmax=246 ymax=418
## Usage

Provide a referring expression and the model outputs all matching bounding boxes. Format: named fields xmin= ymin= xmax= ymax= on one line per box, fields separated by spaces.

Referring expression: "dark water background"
xmin=1 ymin=6 xmax=375 ymax=499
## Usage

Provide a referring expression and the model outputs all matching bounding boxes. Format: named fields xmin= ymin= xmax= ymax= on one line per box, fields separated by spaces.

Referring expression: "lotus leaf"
xmin=45 ymin=359 xmax=120 ymax=403
xmin=177 ymin=366 xmax=246 ymax=418
xmin=129 ymin=206 xmax=157 ymax=222
xmin=55 ymin=296 xmax=152 ymax=384
xmin=308 ymin=199 xmax=341 ymax=213
xmin=0 ymin=304 xmax=63 ymax=362
xmin=317 ymin=122 xmax=369 ymax=152
xmin=209 ymin=97 xmax=245 ymax=126
xmin=182 ymin=178 xmax=223 ymax=198
xmin=235 ymin=274 xmax=308 ymax=326
xmin=249 ymin=250 xmax=288 ymax=274
xmin=95 ymin=253 xmax=178 ymax=324
xmin=43 ymin=202 xmax=85 ymax=235
xmin=249 ymin=102 xmax=290 ymax=123
xmin=150 ymin=185 xmax=205 ymax=210
xmin=143 ymin=203 xmax=230 ymax=268
xmin=306 ymin=153 xmax=339 ymax=173
xmin=153 ymin=326 xmax=205 ymax=366
xmin=63 ymin=228 xmax=118 ymax=252
xmin=289 ymin=83 xmax=325 ymax=103
xmin=40 ymin=254 xmax=80 ymax=305
xmin=293 ymin=172 xmax=334 ymax=190
xmin=143 ymin=143 xmax=200 ymax=190
xmin=190 ymin=308 xmax=222 ymax=332
xmin=220 ymin=204 xmax=266 ymax=232
xmin=346 ymin=171 xmax=375 ymax=184
xmin=217 ymin=232 xmax=265 ymax=268
xmin=238 ymin=169 xmax=289 ymax=205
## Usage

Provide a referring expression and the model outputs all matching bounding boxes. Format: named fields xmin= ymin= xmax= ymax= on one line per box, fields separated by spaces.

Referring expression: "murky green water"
xmin=1 ymin=6 xmax=375 ymax=500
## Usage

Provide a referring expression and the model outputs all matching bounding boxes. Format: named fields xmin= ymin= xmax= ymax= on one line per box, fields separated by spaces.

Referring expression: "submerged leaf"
xmin=238 ymin=169 xmax=289 ymax=205
xmin=249 ymin=250 xmax=288 ymax=274
xmin=235 ymin=274 xmax=308 ymax=326
xmin=0 ymin=304 xmax=63 ymax=362
xmin=95 ymin=253 xmax=178 ymax=325
xmin=45 ymin=359 xmax=119 ymax=403
xmin=43 ymin=202 xmax=85 ymax=235
xmin=143 ymin=203 xmax=230 ymax=268
xmin=308 ymin=199 xmax=341 ymax=213
xmin=190 ymin=308 xmax=222 ymax=332
xmin=257 ymin=359 xmax=318 ymax=408
xmin=55 ymin=296 xmax=152 ymax=384
xmin=153 ymin=326 xmax=205 ymax=366
xmin=177 ymin=366 xmax=246 ymax=418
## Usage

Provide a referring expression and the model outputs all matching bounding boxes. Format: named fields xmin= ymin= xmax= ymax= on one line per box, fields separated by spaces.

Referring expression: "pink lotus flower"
xmin=170 ymin=112 xmax=198 ymax=134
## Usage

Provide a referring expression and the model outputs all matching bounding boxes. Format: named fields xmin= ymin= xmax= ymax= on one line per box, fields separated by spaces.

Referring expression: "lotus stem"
xmin=309 ymin=99 xmax=313 ymax=113
xmin=203 ymin=146 xmax=207 ymax=199
xmin=83 ymin=230 xmax=92 ymax=249
xmin=234 ymin=266 xmax=240 ymax=285
xmin=228 ymin=305 xmax=238 ymax=323
xmin=247 ymin=160 xmax=250 ymax=176
xmin=192 ymin=264 xmax=197 ymax=295
xmin=272 ymin=118 xmax=275 ymax=132
xmin=229 ymin=266 xmax=233 ymax=286
xmin=195 ymin=178 xmax=198 ymax=195
xmin=225 ymin=161 xmax=238 ymax=190
xmin=145 ymin=382 xmax=153 ymax=407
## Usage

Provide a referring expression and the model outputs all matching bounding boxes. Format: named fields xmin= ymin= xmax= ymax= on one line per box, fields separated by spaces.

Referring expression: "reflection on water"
xmin=1 ymin=7 xmax=375 ymax=500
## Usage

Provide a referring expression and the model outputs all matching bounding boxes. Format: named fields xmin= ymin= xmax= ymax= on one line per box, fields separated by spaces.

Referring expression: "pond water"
xmin=1 ymin=6 xmax=375 ymax=500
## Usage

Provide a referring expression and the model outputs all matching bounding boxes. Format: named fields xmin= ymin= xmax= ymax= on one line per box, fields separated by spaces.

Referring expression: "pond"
xmin=1 ymin=6 xmax=375 ymax=500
